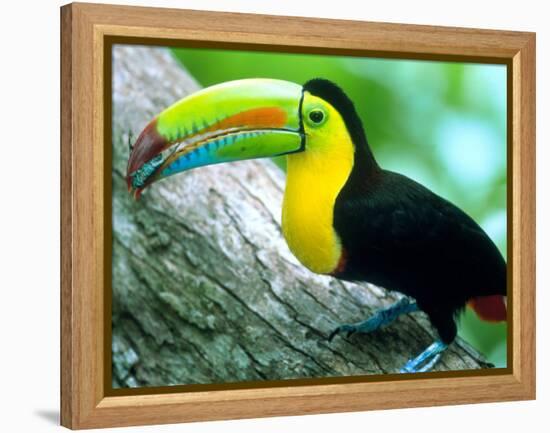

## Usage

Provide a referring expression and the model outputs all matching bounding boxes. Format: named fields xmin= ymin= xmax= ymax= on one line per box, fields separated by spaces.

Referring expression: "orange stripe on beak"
xmin=207 ymin=107 xmax=288 ymax=132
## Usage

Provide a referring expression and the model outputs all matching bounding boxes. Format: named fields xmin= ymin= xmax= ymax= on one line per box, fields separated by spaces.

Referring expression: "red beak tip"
xmin=127 ymin=118 xmax=167 ymax=175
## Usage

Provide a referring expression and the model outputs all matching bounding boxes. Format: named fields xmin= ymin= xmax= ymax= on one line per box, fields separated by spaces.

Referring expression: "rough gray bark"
xmin=111 ymin=46 xmax=492 ymax=388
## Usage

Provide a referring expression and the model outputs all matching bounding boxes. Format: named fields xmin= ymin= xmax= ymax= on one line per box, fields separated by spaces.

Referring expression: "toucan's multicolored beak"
xmin=127 ymin=79 xmax=304 ymax=198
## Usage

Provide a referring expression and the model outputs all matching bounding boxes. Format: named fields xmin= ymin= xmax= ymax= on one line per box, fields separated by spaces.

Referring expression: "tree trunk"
xmin=111 ymin=45 xmax=492 ymax=388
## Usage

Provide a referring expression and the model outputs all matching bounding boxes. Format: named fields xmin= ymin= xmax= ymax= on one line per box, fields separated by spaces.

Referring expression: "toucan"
xmin=127 ymin=78 xmax=507 ymax=373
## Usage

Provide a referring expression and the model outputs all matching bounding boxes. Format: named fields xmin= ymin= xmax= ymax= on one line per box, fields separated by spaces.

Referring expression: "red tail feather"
xmin=468 ymin=295 xmax=507 ymax=322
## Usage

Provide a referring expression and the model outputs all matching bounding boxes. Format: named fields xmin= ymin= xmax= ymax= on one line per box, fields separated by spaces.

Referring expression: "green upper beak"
xmin=127 ymin=79 xmax=304 ymax=197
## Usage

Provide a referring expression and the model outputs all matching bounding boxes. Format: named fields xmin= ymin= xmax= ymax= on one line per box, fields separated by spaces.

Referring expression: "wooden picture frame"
xmin=61 ymin=2 xmax=536 ymax=429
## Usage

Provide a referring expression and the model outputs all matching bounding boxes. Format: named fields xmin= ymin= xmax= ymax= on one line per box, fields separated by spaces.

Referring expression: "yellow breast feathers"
xmin=282 ymin=96 xmax=355 ymax=274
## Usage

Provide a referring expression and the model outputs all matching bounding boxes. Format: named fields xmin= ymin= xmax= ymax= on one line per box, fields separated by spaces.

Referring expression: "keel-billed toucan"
xmin=127 ymin=78 xmax=507 ymax=373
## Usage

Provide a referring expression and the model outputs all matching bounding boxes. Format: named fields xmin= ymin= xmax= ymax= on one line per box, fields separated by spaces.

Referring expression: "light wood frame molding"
xmin=60 ymin=2 xmax=536 ymax=429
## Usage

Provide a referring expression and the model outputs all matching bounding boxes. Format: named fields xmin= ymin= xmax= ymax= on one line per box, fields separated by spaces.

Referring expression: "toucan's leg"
xmin=400 ymin=309 xmax=455 ymax=373
xmin=328 ymin=297 xmax=419 ymax=341
xmin=399 ymin=340 xmax=448 ymax=373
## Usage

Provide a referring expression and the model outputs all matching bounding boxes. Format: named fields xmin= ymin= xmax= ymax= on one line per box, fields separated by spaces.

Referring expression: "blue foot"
xmin=399 ymin=340 xmax=448 ymax=373
xmin=328 ymin=298 xmax=418 ymax=341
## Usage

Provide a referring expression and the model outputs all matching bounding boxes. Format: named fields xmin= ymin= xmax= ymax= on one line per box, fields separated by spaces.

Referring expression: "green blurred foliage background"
xmin=172 ymin=47 xmax=507 ymax=367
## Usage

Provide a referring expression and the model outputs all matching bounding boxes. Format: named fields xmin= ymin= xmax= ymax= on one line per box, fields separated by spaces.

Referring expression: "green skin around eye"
xmin=309 ymin=109 xmax=325 ymax=124
xmin=303 ymin=101 xmax=329 ymax=129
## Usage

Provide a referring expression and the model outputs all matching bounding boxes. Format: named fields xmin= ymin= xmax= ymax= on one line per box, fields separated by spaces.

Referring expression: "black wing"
xmin=333 ymin=170 xmax=506 ymax=305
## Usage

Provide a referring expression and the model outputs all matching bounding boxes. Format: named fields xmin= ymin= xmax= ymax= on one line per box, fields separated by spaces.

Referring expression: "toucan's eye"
xmin=304 ymin=105 xmax=328 ymax=128
xmin=308 ymin=109 xmax=326 ymax=125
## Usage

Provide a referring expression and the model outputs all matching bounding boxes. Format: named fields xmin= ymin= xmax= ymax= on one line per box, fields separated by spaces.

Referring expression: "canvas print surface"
xmin=111 ymin=44 xmax=507 ymax=389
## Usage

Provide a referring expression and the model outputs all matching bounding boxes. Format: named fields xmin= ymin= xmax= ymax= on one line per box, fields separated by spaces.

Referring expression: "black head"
xmin=303 ymin=78 xmax=378 ymax=169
